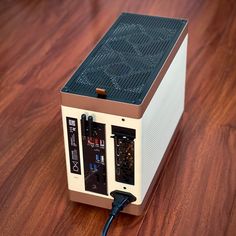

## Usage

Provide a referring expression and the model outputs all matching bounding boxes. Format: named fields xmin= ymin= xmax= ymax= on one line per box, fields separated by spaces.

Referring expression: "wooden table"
xmin=0 ymin=1 xmax=236 ymax=235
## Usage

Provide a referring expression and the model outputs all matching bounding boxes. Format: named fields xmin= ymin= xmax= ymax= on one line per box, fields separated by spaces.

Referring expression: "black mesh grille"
xmin=62 ymin=13 xmax=187 ymax=104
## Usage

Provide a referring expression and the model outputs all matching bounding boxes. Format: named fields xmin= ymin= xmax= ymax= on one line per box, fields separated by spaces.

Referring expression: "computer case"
xmin=61 ymin=13 xmax=188 ymax=215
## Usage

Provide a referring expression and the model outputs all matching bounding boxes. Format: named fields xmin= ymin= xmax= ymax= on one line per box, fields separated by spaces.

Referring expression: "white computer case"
xmin=61 ymin=34 xmax=188 ymax=215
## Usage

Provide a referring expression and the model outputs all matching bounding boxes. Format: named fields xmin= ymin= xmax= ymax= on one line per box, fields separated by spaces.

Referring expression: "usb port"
xmin=100 ymin=155 xmax=104 ymax=163
xmin=89 ymin=163 xmax=93 ymax=171
xmin=93 ymin=163 xmax=97 ymax=171
xmin=95 ymin=154 xmax=100 ymax=162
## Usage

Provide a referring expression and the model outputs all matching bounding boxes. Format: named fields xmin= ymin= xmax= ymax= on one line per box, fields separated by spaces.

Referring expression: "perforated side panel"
xmin=141 ymin=36 xmax=188 ymax=199
xmin=62 ymin=13 xmax=187 ymax=104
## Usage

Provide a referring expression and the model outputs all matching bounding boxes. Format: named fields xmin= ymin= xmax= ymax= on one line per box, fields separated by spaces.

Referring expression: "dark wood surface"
xmin=0 ymin=0 xmax=236 ymax=235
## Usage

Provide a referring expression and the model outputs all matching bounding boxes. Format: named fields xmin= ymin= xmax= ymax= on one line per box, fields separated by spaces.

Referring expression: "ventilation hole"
xmin=128 ymin=33 xmax=151 ymax=44
xmin=109 ymin=39 xmax=136 ymax=54
xmin=85 ymin=70 xmax=113 ymax=87
xmin=138 ymin=40 xmax=169 ymax=56
xmin=106 ymin=63 xmax=131 ymax=76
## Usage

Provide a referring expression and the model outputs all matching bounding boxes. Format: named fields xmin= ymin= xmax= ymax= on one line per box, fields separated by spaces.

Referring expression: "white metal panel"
xmin=141 ymin=35 xmax=188 ymax=199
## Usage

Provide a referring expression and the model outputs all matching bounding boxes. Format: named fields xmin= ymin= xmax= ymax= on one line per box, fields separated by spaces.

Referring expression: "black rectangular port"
xmin=112 ymin=126 xmax=135 ymax=185
xmin=66 ymin=117 xmax=81 ymax=174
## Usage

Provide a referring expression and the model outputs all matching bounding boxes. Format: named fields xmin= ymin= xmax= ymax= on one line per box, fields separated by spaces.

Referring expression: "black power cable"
xmin=102 ymin=190 xmax=136 ymax=236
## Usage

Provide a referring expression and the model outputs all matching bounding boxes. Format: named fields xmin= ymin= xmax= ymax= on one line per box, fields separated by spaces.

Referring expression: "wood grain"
xmin=0 ymin=0 xmax=236 ymax=235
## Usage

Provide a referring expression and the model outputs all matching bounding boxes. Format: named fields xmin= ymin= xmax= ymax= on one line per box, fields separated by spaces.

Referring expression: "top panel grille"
xmin=62 ymin=13 xmax=187 ymax=104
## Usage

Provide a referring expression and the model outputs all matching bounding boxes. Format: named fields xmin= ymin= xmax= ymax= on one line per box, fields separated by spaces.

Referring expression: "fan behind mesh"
xmin=62 ymin=13 xmax=187 ymax=104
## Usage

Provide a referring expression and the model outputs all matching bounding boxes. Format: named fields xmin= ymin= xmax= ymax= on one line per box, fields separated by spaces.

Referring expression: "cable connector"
xmin=102 ymin=190 xmax=136 ymax=236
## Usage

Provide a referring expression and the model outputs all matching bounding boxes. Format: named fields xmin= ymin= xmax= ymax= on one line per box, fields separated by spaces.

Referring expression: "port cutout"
xmin=81 ymin=116 xmax=107 ymax=195
xmin=112 ymin=126 xmax=135 ymax=185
